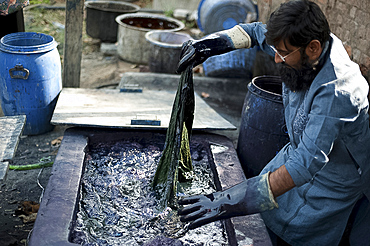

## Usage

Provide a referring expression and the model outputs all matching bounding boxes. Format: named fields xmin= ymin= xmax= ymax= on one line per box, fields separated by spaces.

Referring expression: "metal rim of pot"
xmin=84 ymin=0 xmax=140 ymax=13
xmin=145 ymin=31 xmax=193 ymax=49
xmin=115 ymin=13 xmax=185 ymax=32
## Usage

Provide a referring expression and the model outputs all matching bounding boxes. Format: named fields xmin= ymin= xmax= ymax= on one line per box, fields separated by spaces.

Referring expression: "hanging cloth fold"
xmin=152 ymin=65 xmax=195 ymax=208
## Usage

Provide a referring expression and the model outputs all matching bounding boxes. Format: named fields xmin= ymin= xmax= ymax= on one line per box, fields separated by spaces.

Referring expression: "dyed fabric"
xmin=152 ymin=65 xmax=194 ymax=208
xmin=0 ymin=0 xmax=29 ymax=16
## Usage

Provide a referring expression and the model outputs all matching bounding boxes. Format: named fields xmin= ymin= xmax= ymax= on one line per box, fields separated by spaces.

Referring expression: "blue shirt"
xmin=240 ymin=22 xmax=370 ymax=245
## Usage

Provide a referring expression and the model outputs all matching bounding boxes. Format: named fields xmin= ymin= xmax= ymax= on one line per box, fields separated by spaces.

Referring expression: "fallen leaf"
xmin=15 ymin=201 xmax=40 ymax=216
xmin=201 ymin=92 xmax=210 ymax=98
xmin=18 ymin=213 xmax=37 ymax=224
xmin=51 ymin=136 xmax=63 ymax=147
xmin=38 ymin=148 xmax=50 ymax=153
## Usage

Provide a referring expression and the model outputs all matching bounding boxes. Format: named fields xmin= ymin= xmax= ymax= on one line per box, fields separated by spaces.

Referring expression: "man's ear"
xmin=305 ymin=40 xmax=322 ymax=62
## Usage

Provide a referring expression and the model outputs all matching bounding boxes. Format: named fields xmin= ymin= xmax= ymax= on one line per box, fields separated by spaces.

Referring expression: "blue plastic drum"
xmin=203 ymin=46 xmax=258 ymax=78
xmin=197 ymin=0 xmax=257 ymax=35
xmin=237 ymin=76 xmax=289 ymax=178
xmin=0 ymin=32 xmax=62 ymax=135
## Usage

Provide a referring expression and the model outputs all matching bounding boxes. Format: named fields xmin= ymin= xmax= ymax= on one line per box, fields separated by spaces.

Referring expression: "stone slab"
xmin=0 ymin=115 xmax=26 ymax=161
xmin=51 ymin=88 xmax=236 ymax=131
xmin=0 ymin=115 xmax=26 ymax=182
xmin=119 ymin=72 xmax=246 ymax=90
xmin=0 ymin=161 xmax=9 ymax=183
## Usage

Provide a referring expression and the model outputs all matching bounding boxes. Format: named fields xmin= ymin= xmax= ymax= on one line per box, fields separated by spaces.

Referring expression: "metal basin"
xmin=116 ymin=13 xmax=185 ymax=65
xmin=145 ymin=31 xmax=193 ymax=74
xmin=85 ymin=1 xmax=140 ymax=42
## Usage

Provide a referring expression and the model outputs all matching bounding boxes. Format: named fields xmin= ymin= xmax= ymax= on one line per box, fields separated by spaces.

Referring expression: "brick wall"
xmin=256 ymin=0 xmax=370 ymax=81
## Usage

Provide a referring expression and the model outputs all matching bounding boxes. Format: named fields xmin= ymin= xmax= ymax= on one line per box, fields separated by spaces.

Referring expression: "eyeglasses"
xmin=269 ymin=45 xmax=301 ymax=62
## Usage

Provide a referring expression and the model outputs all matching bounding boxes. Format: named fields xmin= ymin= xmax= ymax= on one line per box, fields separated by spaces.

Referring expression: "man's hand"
xmin=176 ymin=25 xmax=252 ymax=73
xmin=176 ymin=40 xmax=207 ymax=74
xmin=176 ymin=35 xmax=234 ymax=73
xmin=178 ymin=191 xmax=240 ymax=229
xmin=178 ymin=173 xmax=278 ymax=229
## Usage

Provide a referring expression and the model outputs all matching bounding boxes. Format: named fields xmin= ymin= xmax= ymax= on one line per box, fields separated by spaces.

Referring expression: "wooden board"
xmin=0 ymin=115 xmax=26 ymax=181
xmin=62 ymin=0 xmax=84 ymax=88
xmin=51 ymin=88 xmax=236 ymax=130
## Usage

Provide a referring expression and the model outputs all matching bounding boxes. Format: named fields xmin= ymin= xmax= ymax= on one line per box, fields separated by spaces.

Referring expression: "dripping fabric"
xmin=152 ymin=65 xmax=195 ymax=208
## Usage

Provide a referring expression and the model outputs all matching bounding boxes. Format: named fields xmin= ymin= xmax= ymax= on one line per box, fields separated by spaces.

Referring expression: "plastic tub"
xmin=237 ymin=76 xmax=289 ymax=177
xmin=203 ymin=46 xmax=258 ymax=78
xmin=197 ymin=0 xmax=257 ymax=35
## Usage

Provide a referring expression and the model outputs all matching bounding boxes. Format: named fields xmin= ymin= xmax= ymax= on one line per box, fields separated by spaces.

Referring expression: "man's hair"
xmin=265 ymin=0 xmax=331 ymax=48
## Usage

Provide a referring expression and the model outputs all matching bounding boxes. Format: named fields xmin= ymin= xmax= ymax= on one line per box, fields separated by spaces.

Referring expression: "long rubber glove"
xmin=176 ymin=25 xmax=252 ymax=73
xmin=178 ymin=172 xmax=278 ymax=229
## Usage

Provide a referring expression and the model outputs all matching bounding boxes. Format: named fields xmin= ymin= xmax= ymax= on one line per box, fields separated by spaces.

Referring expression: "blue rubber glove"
xmin=178 ymin=172 xmax=278 ymax=229
xmin=176 ymin=25 xmax=252 ymax=73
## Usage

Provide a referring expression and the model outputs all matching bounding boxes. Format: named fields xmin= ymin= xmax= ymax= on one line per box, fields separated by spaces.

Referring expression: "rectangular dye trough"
xmin=29 ymin=127 xmax=272 ymax=246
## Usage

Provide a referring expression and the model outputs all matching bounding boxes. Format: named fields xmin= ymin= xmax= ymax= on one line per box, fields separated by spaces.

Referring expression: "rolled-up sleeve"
xmin=239 ymin=22 xmax=275 ymax=56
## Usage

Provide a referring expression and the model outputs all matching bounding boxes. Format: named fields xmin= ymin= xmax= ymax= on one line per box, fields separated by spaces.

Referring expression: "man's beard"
xmin=278 ymin=53 xmax=318 ymax=92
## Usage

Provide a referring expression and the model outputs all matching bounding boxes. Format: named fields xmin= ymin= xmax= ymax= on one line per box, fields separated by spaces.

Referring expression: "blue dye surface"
xmin=70 ymin=140 xmax=228 ymax=246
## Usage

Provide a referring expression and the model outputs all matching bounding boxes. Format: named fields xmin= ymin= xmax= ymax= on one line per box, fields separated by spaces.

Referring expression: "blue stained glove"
xmin=178 ymin=172 xmax=278 ymax=229
xmin=176 ymin=25 xmax=252 ymax=73
xmin=176 ymin=35 xmax=234 ymax=74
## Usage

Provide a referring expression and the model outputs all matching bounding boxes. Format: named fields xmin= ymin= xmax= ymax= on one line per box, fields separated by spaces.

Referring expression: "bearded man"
xmin=176 ymin=1 xmax=370 ymax=245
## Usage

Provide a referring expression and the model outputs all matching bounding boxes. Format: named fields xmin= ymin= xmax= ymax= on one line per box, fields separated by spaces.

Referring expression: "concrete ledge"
xmin=0 ymin=115 xmax=26 ymax=182
xmin=119 ymin=72 xmax=247 ymax=91
xmin=0 ymin=161 xmax=9 ymax=183
xmin=0 ymin=115 xmax=26 ymax=161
